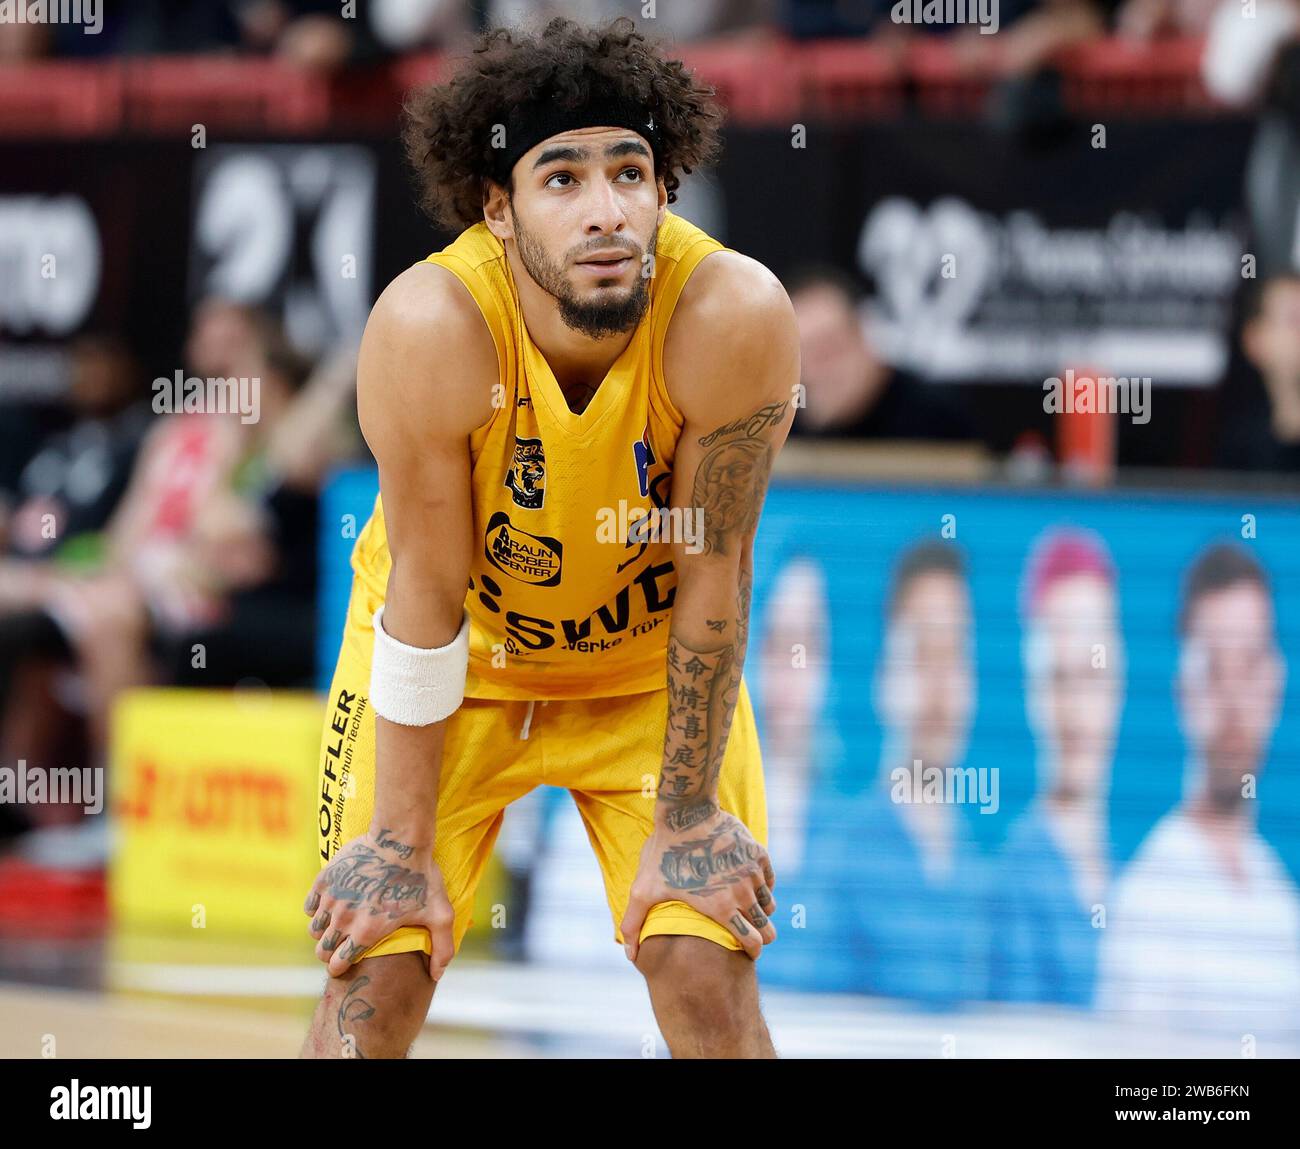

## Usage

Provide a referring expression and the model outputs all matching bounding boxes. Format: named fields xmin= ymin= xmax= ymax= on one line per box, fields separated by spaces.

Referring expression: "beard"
xmin=512 ymin=205 xmax=656 ymax=339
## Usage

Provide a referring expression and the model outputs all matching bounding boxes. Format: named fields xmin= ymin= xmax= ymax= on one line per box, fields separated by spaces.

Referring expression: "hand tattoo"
xmin=325 ymin=846 xmax=428 ymax=920
xmin=658 ymin=816 xmax=765 ymax=898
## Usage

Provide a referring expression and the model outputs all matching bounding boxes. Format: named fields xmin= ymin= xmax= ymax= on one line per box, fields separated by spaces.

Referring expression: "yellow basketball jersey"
xmin=350 ymin=210 xmax=731 ymax=700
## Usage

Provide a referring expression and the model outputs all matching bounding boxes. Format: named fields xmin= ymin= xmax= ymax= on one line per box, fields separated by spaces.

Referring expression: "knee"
xmin=306 ymin=950 xmax=436 ymax=1059
xmin=636 ymin=934 xmax=752 ymax=1023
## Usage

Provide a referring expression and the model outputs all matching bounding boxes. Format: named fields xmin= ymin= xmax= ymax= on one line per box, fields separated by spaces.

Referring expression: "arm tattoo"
xmin=657 ymin=401 xmax=777 ymax=813
xmin=692 ymin=400 xmax=785 ymax=557
xmin=697 ymin=400 xmax=788 ymax=448
xmin=660 ymin=636 xmax=737 ymax=803
xmin=663 ymin=797 xmax=718 ymax=832
xmin=374 ymin=828 xmax=415 ymax=860
xmin=659 ymin=563 xmax=754 ymax=811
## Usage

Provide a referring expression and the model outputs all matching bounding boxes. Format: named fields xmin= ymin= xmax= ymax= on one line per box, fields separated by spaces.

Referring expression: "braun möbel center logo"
xmin=484 ymin=511 xmax=563 ymax=586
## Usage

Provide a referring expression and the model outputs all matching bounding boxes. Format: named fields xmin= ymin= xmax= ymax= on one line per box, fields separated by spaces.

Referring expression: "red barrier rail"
xmin=0 ymin=61 xmax=125 ymax=136
xmin=0 ymin=37 xmax=1225 ymax=139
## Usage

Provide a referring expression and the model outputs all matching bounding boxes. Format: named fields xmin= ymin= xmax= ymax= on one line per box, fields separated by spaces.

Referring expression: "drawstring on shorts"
xmin=518 ymin=698 xmax=548 ymax=739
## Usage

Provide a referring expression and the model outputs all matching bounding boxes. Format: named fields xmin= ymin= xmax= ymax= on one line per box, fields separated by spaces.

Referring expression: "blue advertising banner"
xmin=317 ymin=470 xmax=1300 ymax=1035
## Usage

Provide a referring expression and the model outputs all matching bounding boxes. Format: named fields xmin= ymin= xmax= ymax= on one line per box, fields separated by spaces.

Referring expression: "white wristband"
xmin=369 ymin=604 xmax=471 ymax=726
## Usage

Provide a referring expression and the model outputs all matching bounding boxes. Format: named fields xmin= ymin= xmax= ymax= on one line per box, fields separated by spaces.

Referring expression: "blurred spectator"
xmin=786 ymin=265 xmax=976 ymax=442
xmin=775 ymin=541 xmax=990 ymax=1005
xmin=1116 ymin=0 xmax=1219 ymax=38
xmin=1096 ymin=544 xmax=1300 ymax=1034
xmin=0 ymin=335 xmax=151 ymax=562
xmin=782 ymin=0 xmax=1111 ymax=80
xmin=0 ymin=302 xmax=358 ymax=860
xmin=988 ymin=529 xmax=1123 ymax=1006
xmin=368 ymin=0 xmax=479 ymax=52
xmin=489 ymin=1 xmax=773 ymax=42
xmin=21 ymin=0 xmax=390 ymax=65
xmin=754 ymin=556 xmax=833 ymax=882
xmin=751 ymin=555 xmax=848 ymax=991
xmin=1217 ymin=273 xmax=1300 ymax=472
xmin=1202 ymin=0 xmax=1299 ymax=106
xmin=961 ymin=0 xmax=1113 ymax=75
xmin=1204 ymin=1 xmax=1300 ymax=279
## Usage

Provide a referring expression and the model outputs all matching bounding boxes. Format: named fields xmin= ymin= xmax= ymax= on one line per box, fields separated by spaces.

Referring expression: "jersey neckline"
xmin=516 ymin=297 xmax=651 ymax=438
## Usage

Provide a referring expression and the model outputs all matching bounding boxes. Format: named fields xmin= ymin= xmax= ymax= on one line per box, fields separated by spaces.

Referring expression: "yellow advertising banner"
xmin=110 ymin=689 xmax=322 ymax=941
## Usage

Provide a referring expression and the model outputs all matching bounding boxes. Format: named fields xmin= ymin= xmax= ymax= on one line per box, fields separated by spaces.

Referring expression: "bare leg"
xmin=300 ymin=950 xmax=437 ymax=1059
xmin=0 ymin=660 xmax=80 ymax=830
xmin=72 ymin=579 xmax=154 ymax=759
xmin=635 ymin=934 xmax=777 ymax=1058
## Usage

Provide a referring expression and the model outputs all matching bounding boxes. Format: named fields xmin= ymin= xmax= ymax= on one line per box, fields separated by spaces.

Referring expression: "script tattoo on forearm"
xmin=658 ymin=816 xmax=766 ymax=898
xmin=692 ymin=400 xmax=786 ymax=557
xmin=661 ymin=637 xmax=736 ymax=804
xmin=324 ymin=846 xmax=428 ymax=920
xmin=657 ymin=403 xmax=777 ymax=815
xmin=659 ymin=568 xmax=756 ymax=822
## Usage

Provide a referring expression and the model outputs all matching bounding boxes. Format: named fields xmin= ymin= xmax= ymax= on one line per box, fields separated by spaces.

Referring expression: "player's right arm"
xmin=305 ymin=262 xmax=498 ymax=982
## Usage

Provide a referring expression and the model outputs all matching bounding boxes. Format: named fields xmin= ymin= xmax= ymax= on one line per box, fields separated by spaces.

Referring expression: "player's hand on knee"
xmin=303 ymin=827 xmax=457 ymax=981
xmin=621 ymin=803 xmax=778 ymax=962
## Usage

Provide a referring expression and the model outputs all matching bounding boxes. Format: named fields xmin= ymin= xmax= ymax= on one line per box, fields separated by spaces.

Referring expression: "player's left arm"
xmin=619 ymin=251 xmax=799 ymax=963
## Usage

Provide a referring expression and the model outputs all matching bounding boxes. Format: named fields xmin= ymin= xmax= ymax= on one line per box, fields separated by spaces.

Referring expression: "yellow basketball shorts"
xmin=315 ymin=572 xmax=768 ymax=963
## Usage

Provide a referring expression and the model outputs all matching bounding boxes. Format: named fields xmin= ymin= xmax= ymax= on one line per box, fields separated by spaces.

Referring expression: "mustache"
xmin=575 ymin=243 xmax=639 ymax=262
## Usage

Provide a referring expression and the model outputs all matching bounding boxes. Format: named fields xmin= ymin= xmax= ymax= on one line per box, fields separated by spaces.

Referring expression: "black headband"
xmin=488 ymin=89 xmax=662 ymax=187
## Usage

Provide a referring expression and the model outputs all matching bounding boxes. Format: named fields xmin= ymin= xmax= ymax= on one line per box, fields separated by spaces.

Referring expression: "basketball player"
xmin=300 ymin=17 xmax=798 ymax=1059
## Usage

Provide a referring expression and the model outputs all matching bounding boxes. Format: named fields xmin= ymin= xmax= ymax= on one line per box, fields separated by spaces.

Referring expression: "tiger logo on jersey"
xmin=504 ymin=436 xmax=546 ymax=509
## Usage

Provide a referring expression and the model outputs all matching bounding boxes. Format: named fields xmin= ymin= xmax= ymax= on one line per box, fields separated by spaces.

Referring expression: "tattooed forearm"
xmin=660 ymin=636 xmax=737 ymax=803
xmin=658 ymin=398 xmax=779 ymax=810
xmin=663 ymin=797 xmax=718 ymax=832
xmin=373 ymin=828 xmax=415 ymax=860
xmin=658 ymin=562 xmax=755 ymax=814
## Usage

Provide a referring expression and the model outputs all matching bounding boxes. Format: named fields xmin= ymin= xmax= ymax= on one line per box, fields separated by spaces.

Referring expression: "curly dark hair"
xmin=401 ymin=16 xmax=725 ymax=234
